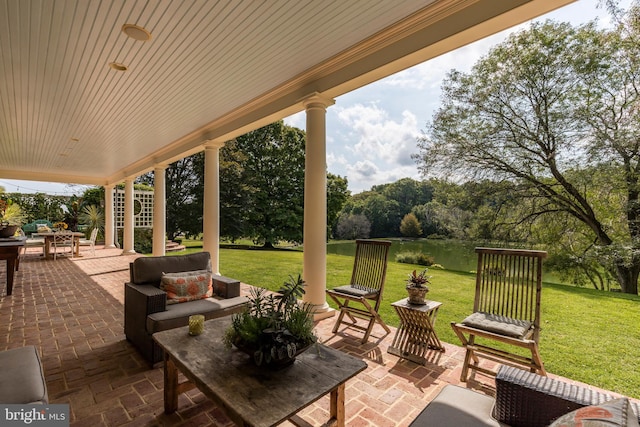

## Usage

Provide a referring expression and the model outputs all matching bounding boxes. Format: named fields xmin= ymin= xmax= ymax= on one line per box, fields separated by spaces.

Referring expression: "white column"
xmin=302 ymin=93 xmax=335 ymax=319
xmin=122 ymin=178 xmax=136 ymax=254
xmin=103 ymin=184 xmax=116 ymax=248
xmin=153 ymin=165 xmax=167 ymax=256
xmin=203 ymin=141 xmax=224 ymax=275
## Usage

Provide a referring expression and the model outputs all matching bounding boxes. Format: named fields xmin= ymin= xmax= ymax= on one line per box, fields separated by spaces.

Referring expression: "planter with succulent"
xmin=406 ymin=268 xmax=431 ymax=305
xmin=223 ymin=274 xmax=317 ymax=369
xmin=0 ymin=200 xmax=24 ymax=238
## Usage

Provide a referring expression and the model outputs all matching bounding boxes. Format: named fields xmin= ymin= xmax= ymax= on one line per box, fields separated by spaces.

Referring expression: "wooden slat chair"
xmin=451 ymin=247 xmax=547 ymax=382
xmin=326 ymin=239 xmax=392 ymax=344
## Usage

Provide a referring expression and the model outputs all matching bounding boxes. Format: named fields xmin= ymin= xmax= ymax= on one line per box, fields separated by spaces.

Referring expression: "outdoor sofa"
xmin=410 ymin=365 xmax=640 ymax=426
xmin=124 ymin=252 xmax=248 ymax=365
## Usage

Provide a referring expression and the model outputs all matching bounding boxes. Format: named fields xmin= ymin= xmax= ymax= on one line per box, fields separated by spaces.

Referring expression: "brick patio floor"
xmin=0 ymin=246 xmax=507 ymax=426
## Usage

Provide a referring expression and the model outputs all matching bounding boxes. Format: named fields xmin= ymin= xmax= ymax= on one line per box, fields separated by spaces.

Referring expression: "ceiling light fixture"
xmin=109 ymin=62 xmax=128 ymax=71
xmin=122 ymin=24 xmax=152 ymax=41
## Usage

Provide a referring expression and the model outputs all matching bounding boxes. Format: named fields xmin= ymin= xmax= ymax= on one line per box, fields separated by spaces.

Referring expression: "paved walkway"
xmin=0 ymin=247 xmax=502 ymax=426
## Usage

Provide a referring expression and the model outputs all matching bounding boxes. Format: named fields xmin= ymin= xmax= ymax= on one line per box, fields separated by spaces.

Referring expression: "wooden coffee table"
xmin=153 ymin=316 xmax=367 ymax=427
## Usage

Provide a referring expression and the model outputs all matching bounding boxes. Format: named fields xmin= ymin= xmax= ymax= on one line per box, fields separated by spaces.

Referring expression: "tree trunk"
xmin=614 ymin=262 xmax=640 ymax=294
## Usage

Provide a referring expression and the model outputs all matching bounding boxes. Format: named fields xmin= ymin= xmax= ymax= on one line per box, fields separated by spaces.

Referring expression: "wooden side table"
xmin=388 ymin=298 xmax=445 ymax=365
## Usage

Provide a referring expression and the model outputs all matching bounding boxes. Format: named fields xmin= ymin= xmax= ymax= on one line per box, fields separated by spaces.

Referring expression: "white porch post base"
xmin=312 ymin=306 xmax=336 ymax=322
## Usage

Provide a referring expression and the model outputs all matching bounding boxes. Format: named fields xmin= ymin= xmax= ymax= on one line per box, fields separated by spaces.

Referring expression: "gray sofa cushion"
xmin=0 ymin=346 xmax=48 ymax=404
xmin=146 ymin=296 xmax=248 ymax=334
xmin=461 ymin=312 xmax=532 ymax=338
xmin=409 ymin=384 xmax=503 ymax=426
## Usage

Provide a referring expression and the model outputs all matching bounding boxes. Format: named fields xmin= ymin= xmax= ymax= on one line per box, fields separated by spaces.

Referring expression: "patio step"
xmin=165 ymin=240 xmax=186 ymax=252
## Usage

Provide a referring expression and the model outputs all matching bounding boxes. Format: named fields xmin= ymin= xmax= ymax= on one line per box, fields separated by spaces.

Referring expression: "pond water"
xmin=327 ymin=239 xmax=566 ymax=284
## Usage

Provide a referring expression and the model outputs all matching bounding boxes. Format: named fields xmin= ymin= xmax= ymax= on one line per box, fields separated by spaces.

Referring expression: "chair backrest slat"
xmin=474 ymin=247 xmax=546 ymax=337
xmin=350 ymin=239 xmax=391 ymax=293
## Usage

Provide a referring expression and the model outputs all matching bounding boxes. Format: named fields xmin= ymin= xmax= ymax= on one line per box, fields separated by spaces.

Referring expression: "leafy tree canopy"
xmin=415 ymin=11 xmax=640 ymax=294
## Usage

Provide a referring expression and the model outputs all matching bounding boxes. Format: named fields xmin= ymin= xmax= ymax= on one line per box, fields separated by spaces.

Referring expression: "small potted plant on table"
xmin=406 ymin=268 xmax=431 ymax=305
xmin=0 ymin=200 xmax=24 ymax=238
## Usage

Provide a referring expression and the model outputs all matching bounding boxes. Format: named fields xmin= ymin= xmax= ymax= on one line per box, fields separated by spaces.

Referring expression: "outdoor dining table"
xmin=32 ymin=231 xmax=84 ymax=258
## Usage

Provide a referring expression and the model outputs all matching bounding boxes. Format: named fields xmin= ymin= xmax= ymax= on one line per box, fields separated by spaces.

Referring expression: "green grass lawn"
xmin=176 ymin=240 xmax=640 ymax=398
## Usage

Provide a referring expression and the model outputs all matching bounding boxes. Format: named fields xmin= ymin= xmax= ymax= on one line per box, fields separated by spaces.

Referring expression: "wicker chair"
xmin=326 ymin=239 xmax=392 ymax=344
xmin=451 ymin=247 xmax=547 ymax=381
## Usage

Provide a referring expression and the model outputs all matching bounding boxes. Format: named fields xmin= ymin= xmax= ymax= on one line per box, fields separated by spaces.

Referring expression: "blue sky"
xmin=1 ymin=0 xmax=625 ymax=196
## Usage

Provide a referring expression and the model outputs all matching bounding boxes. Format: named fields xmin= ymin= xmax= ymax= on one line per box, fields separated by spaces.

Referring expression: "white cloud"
xmin=336 ymin=103 xmax=420 ymax=167
xmin=326 ymin=103 xmax=423 ymax=192
xmin=326 ymin=151 xmax=348 ymax=170
xmin=347 ymin=160 xmax=379 ymax=179
xmin=283 ymin=111 xmax=305 ymax=128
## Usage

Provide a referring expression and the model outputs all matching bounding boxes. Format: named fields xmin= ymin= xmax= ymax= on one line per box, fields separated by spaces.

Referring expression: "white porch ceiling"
xmin=0 ymin=0 xmax=573 ymax=186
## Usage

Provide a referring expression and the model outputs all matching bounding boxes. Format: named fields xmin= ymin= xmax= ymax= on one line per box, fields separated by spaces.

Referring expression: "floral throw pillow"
xmin=160 ymin=270 xmax=213 ymax=305
xmin=548 ymin=398 xmax=640 ymax=427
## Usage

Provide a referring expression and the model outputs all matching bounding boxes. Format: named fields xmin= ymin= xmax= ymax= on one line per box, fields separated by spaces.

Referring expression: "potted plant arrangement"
xmin=224 ymin=274 xmax=317 ymax=369
xmin=0 ymin=200 xmax=24 ymax=238
xmin=406 ymin=268 xmax=431 ymax=305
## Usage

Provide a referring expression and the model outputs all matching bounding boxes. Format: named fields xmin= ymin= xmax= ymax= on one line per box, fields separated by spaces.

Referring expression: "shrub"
xmin=395 ymin=251 xmax=435 ymax=266
xmin=116 ymin=228 xmax=153 ymax=254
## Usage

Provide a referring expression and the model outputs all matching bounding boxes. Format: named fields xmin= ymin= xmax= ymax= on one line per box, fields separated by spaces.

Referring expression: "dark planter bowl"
xmin=233 ymin=338 xmax=313 ymax=370
xmin=0 ymin=225 xmax=19 ymax=238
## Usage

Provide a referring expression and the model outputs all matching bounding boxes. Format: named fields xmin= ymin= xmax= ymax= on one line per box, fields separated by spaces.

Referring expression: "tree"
xmin=362 ymin=194 xmax=402 ymax=237
xmin=139 ymin=154 xmax=204 ymax=240
xmin=235 ymin=121 xmax=306 ymax=247
xmin=137 ymin=122 xmax=348 ymax=245
xmin=219 ymin=139 xmax=250 ymax=242
xmin=4 ymin=193 xmax=66 ymax=224
xmin=327 ymin=173 xmax=350 ymax=238
xmin=400 ymin=213 xmax=422 ymax=237
xmin=415 ymin=18 xmax=640 ymax=294
xmin=335 ymin=213 xmax=371 ymax=240
xmin=80 ymin=187 xmax=104 ymax=211
xmin=62 ymin=195 xmax=82 ymax=231
xmin=373 ymin=178 xmax=433 ymax=214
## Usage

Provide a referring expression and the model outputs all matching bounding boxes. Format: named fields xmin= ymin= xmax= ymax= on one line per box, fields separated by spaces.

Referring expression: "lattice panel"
xmin=114 ymin=188 xmax=154 ymax=229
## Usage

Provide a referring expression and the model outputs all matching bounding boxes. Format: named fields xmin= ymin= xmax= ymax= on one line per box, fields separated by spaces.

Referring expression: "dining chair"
xmin=78 ymin=228 xmax=98 ymax=256
xmin=17 ymin=228 xmax=45 ymax=257
xmin=52 ymin=231 xmax=74 ymax=260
